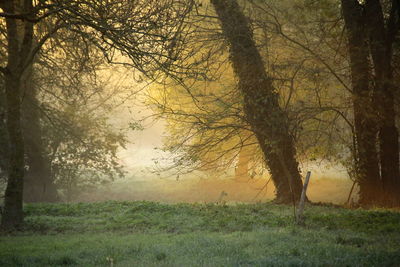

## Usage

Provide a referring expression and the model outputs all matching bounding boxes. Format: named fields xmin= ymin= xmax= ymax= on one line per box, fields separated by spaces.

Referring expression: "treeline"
xmin=1 ymin=0 xmax=400 ymax=230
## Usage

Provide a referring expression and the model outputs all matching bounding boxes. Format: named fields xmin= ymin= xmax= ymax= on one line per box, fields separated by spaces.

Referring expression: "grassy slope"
xmin=0 ymin=201 xmax=399 ymax=266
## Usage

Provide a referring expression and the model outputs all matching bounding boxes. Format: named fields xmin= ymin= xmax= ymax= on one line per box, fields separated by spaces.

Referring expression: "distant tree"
xmin=19 ymin=15 xmax=132 ymax=203
xmin=42 ymin=101 xmax=126 ymax=202
xmin=21 ymin=66 xmax=58 ymax=203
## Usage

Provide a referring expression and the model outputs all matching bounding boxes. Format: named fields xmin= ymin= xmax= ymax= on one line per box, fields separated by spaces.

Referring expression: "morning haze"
xmin=0 ymin=0 xmax=399 ymax=266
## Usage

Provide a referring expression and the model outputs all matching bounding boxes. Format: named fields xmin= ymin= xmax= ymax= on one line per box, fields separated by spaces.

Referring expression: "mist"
xmin=1 ymin=1 xmax=399 ymax=266
xmin=75 ymin=175 xmax=354 ymax=204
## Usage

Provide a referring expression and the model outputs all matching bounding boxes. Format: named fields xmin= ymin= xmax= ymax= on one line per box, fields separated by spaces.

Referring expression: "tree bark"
xmin=1 ymin=0 xmax=34 ymax=230
xmin=365 ymin=0 xmax=400 ymax=206
xmin=0 ymin=85 xmax=9 ymax=179
xmin=2 ymin=73 xmax=25 ymax=229
xmin=211 ymin=0 xmax=304 ymax=203
xmin=341 ymin=0 xmax=382 ymax=205
xmin=22 ymin=69 xmax=58 ymax=203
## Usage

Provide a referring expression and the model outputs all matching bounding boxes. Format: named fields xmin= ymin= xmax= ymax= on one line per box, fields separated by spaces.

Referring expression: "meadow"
xmin=1 ymin=201 xmax=400 ymax=266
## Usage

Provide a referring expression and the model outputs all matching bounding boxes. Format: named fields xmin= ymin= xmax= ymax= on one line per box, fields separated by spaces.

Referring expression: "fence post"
xmin=296 ymin=171 xmax=311 ymax=225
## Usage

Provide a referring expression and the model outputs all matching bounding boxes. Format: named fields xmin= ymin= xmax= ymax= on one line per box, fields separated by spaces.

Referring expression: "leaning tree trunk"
xmin=341 ymin=0 xmax=382 ymax=205
xmin=211 ymin=0 xmax=304 ymax=203
xmin=365 ymin=0 xmax=400 ymax=206
xmin=1 ymin=0 xmax=34 ymax=229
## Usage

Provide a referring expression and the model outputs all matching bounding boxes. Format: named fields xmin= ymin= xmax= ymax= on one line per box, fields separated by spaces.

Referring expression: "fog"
xmin=75 ymin=106 xmax=355 ymax=205
xmin=75 ymin=173 xmax=354 ymax=205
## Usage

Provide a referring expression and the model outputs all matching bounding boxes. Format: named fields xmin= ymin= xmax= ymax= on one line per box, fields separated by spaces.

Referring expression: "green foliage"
xmin=0 ymin=201 xmax=399 ymax=266
xmin=33 ymin=33 xmax=130 ymax=200
xmin=41 ymin=103 xmax=127 ymax=201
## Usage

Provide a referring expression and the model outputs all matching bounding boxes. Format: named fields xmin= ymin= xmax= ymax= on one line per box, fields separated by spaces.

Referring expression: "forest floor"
xmin=0 ymin=201 xmax=399 ymax=266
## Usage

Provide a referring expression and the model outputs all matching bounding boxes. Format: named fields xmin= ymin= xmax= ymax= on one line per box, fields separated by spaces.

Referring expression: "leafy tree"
xmin=21 ymin=66 xmax=58 ymax=203
xmin=0 ymin=0 xmax=196 ymax=229
xmin=42 ymin=101 xmax=126 ymax=202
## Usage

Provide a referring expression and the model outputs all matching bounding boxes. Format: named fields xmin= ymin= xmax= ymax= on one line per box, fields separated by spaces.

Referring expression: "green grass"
xmin=1 ymin=201 xmax=400 ymax=266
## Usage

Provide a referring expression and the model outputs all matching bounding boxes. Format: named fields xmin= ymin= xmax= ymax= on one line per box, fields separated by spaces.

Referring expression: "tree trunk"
xmin=1 ymin=0 xmax=34 ymax=230
xmin=1 ymin=72 xmax=25 ymax=229
xmin=22 ymin=68 xmax=58 ymax=203
xmin=365 ymin=0 xmax=400 ymax=206
xmin=211 ymin=0 xmax=304 ymax=203
xmin=0 ymin=84 xmax=9 ymax=179
xmin=341 ymin=0 xmax=382 ymax=205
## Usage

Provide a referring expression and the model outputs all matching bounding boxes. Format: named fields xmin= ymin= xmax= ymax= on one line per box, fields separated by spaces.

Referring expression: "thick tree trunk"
xmin=211 ymin=0 xmax=304 ymax=203
xmin=1 ymin=73 xmax=25 ymax=229
xmin=22 ymin=69 xmax=58 ymax=203
xmin=341 ymin=0 xmax=382 ymax=205
xmin=378 ymin=81 xmax=400 ymax=205
xmin=365 ymin=0 xmax=400 ymax=206
xmin=1 ymin=0 xmax=34 ymax=229
xmin=379 ymin=121 xmax=400 ymax=205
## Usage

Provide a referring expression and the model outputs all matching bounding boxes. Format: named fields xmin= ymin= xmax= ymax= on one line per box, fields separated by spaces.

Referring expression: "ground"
xmin=0 ymin=201 xmax=399 ymax=266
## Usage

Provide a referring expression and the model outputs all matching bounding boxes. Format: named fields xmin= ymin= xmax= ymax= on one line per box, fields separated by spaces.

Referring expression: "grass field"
xmin=1 ymin=201 xmax=400 ymax=266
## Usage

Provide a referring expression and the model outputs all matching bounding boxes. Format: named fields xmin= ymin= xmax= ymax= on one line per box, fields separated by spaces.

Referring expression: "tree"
xmin=149 ymin=0 xmax=348 ymax=202
xmin=0 ymin=0 xmax=35 ymax=229
xmin=0 ymin=77 xmax=7 ymax=181
xmin=250 ymin=0 xmax=400 ymax=206
xmin=341 ymin=0 xmax=382 ymax=205
xmin=42 ymin=100 xmax=126 ymax=202
xmin=365 ymin=0 xmax=400 ymax=206
xmin=0 ymin=0 xmax=196 ymax=229
xmin=341 ymin=0 xmax=400 ymax=206
xmin=21 ymin=66 xmax=58 ymax=203
xmin=150 ymin=0 xmax=400 ymax=206
xmin=211 ymin=0 xmax=304 ymax=203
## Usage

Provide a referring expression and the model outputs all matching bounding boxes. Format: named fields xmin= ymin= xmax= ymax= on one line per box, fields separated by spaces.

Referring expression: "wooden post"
xmin=296 ymin=171 xmax=311 ymax=225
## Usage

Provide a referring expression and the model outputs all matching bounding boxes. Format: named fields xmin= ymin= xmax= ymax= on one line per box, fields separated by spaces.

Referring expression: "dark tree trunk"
xmin=341 ymin=0 xmax=382 ymax=205
xmin=1 ymin=72 xmax=25 ymax=229
xmin=22 ymin=69 xmax=58 ymax=203
xmin=0 ymin=84 xmax=9 ymax=179
xmin=365 ymin=0 xmax=400 ymax=206
xmin=1 ymin=0 xmax=34 ymax=230
xmin=211 ymin=0 xmax=304 ymax=203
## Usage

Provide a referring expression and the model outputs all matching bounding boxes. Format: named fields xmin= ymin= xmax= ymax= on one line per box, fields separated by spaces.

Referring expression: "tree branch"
xmin=0 ymin=6 xmax=66 ymax=23
xmin=22 ymin=21 xmax=77 ymax=72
